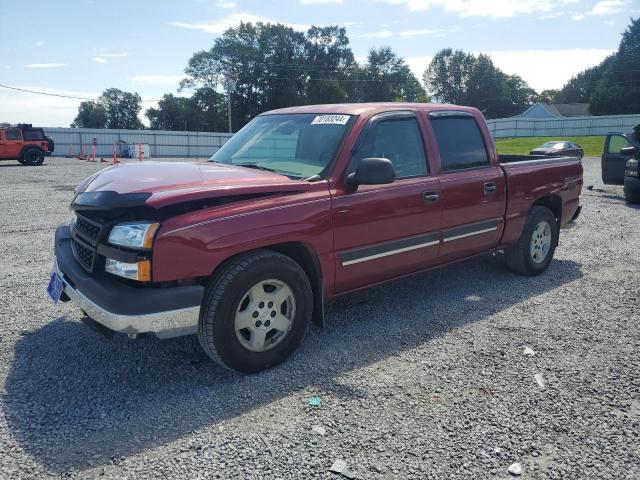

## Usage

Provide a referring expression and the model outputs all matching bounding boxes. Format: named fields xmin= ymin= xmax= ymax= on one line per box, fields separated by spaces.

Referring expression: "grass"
xmin=495 ymin=136 xmax=605 ymax=157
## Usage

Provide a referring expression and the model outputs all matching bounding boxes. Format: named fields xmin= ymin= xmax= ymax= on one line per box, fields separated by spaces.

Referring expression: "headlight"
xmin=105 ymin=259 xmax=151 ymax=281
xmin=108 ymin=222 xmax=159 ymax=249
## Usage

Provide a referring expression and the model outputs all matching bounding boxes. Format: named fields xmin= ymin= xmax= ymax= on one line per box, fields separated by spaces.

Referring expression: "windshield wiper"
xmin=237 ymin=163 xmax=280 ymax=173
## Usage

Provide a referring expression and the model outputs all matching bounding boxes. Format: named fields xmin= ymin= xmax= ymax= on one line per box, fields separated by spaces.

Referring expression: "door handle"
xmin=422 ymin=190 xmax=440 ymax=203
xmin=484 ymin=182 xmax=497 ymax=194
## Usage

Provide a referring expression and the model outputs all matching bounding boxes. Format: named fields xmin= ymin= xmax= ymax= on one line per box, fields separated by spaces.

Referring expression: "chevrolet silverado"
xmin=50 ymin=103 xmax=583 ymax=373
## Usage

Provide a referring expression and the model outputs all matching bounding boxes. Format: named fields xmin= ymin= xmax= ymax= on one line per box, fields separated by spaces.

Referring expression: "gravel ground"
xmin=0 ymin=156 xmax=638 ymax=479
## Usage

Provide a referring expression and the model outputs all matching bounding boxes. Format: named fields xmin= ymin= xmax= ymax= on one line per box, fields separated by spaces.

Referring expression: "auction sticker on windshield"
xmin=311 ymin=114 xmax=350 ymax=125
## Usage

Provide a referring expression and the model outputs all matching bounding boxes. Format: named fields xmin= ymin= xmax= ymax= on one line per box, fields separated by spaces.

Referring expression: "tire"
xmin=505 ymin=206 xmax=558 ymax=276
xmin=17 ymin=158 xmax=26 ymax=165
xmin=22 ymin=148 xmax=44 ymax=166
xmin=198 ymin=250 xmax=313 ymax=373
xmin=624 ymin=185 xmax=640 ymax=204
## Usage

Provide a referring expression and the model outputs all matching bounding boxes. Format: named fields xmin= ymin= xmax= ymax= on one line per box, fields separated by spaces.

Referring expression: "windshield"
xmin=210 ymin=113 xmax=353 ymax=179
xmin=541 ymin=141 xmax=565 ymax=149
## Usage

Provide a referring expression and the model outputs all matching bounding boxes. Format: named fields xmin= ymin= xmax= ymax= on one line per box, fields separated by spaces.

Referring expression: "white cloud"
xmin=406 ymin=49 xmax=614 ymax=92
xmin=91 ymin=57 xmax=107 ymax=64
xmin=217 ymin=0 xmax=236 ymax=7
xmin=170 ymin=13 xmax=310 ymax=34
xmin=301 ymin=0 xmax=342 ymax=3
xmin=400 ymin=28 xmax=447 ymax=37
xmin=589 ymin=0 xmax=627 ymax=15
xmin=24 ymin=63 xmax=67 ymax=68
xmin=35 ymin=41 xmax=44 ymax=47
xmin=377 ymin=0 xmax=580 ymax=18
xmin=100 ymin=52 xmax=131 ymax=58
xmin=484 ymin=48 xmax=614 ymax=91
xmin=352 ymin=29 xmax=393 ymax=38
xmin=130 ymin=74 xmax=184 ymax=85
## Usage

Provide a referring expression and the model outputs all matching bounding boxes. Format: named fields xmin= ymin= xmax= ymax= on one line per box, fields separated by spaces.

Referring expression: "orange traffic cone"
xmin=112 ymin=143 xmax=120 ymax=165
xmin=138 ymin=143 xmax=143 ymax=162
xmin=66 ymin=144 xmax=73 ymax=158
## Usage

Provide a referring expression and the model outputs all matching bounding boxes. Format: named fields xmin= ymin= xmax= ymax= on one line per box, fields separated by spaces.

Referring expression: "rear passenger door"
xmin=427 ymin=111 xmax=506 ymax=262
xmin=332 ymin=112 xmax=442 ymax=293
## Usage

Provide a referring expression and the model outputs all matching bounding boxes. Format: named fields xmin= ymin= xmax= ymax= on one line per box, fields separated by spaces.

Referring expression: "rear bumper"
xmin=53 ymin=226 xmax=203 ymax=338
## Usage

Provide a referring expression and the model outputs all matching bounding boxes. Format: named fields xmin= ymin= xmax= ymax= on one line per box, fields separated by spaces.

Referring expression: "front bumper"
xmin=54 ymin=226 xmax=204 ymax=338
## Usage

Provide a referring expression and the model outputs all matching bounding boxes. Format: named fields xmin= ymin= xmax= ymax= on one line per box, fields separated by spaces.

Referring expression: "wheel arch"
xmin=532 ymin=194 xmax=562 ymax=223
xmin=18 ymin=145 xmax=44 ymax=160
xmin=209 ymin=241 xmax=326 ymax=327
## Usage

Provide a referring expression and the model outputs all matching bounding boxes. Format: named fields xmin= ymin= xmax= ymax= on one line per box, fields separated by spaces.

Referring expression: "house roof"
xmin=517 ymin=102 xmax=591 ymax=118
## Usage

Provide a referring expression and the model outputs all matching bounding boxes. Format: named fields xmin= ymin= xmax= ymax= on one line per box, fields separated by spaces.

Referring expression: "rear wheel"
xmin=505 ymin=206 xmax=558 ymax=276
xmin=198 ymin=250 xmax=313 ymax=373
xmin=22 ymin=148 xmax=44 ymax=166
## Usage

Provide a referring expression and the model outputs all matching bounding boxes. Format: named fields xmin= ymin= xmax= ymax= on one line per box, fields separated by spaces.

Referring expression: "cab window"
xmin=430 ymin=116 xmax=490 ymax=171
xmin=353 ymin=117 xmax=427 ymax=179
xmin=608 ymin=135 xmax=632 ymax=154
xmin=5 ymin=128 xmax=21 ymax=141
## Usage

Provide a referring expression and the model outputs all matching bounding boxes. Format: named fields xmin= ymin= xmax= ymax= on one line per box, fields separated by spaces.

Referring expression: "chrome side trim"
xmin=442 ymin=226 xmax=498 ymax=243
xmin=53 ymin=258 xmax=199 ymax=339
xmin=341 ymin=238 xmax=439 ymax=266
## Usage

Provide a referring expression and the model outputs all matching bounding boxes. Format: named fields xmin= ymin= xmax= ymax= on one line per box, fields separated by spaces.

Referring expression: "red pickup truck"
xmin=50 ymin=103 xmax=583 ymax=373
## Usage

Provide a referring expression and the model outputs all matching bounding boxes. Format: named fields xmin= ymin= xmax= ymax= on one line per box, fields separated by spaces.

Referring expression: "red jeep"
xmin=0 ymin=124 xmax=54 ymax=166
xmin=50 ymin=103 xmax=583 ymax=373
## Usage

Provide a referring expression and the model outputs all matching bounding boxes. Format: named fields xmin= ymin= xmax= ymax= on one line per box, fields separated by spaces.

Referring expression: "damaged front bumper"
xmin=53 ymin=226 xmax=203 ymax=339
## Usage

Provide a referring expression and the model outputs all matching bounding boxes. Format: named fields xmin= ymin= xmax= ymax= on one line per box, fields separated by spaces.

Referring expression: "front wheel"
xmin=198 ymin=250 xmax=313 ymax=373
xmin=505 ymin=206 xmax=558 ymax=276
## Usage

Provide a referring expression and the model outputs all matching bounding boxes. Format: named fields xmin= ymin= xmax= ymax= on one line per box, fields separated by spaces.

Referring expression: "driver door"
xmin=332 ymin=112 xmax=442 ymax=293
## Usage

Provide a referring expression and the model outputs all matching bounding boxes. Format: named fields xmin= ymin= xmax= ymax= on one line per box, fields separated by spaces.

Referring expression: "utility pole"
xmin=224 ymin=77 xmax=236 ymax=134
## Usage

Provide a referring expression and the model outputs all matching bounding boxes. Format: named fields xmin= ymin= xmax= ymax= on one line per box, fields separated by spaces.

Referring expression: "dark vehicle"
xmin=530 ymin=141 xmax=583 ymax=159
xmin=0 ymin=124 xmax=54 ymax=166
xmin=601 ymin=124 xmax=640 ymax=186
xmin=49 ymin=103 xmax=582 ymax=373
xmin=621 ymin=146 xmax=640 ymax=203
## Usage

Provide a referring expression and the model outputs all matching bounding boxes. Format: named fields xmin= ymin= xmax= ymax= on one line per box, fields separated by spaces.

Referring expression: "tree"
xmin=0 ymin=122 xmax=11 ymax=128
xmin=536 ymin=89 xmax=560 ymax=103
xmin=71 ymin=101 xmax=107 ymax=128
xmin=423 ymin=49 xmax=535 ymax=118
xmin=146 ymin=94 xmax=198 ymax=131
xmin=360 ymin=47 xmax=427 ymax=102
xmin=590 ymin=18 xmax=640 ymax=114
xmin=71 ymin=88 xmax=142 ymax=129
xmin=556 ymin=59 xmax=613 ymax=103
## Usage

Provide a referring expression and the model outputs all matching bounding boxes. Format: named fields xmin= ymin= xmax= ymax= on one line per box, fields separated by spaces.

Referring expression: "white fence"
xmin=486 ymin=114 xmax=640 ymax=138
xmin=43 ymin=128 xmax=233 ymax=158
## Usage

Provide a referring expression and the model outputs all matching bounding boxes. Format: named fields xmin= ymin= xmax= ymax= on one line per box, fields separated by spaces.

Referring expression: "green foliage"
xmin=557 ymin=18 xmax=639 ymax=114
xmin=536 ymin=89 xmax=560 ymax=103
xmin=176 ymin=22 xmax=427 ymax=131
xmin=0 ymin=122 xmax=11 ymax=128
xmin=423 ymin=49 xmax=535 ymax=118
xmin=145 ymin=92 xmax=227 ymax=131
xmin=71 ymin=101 xmax=107 ymax=128
xmin=496 ymin=136 xmax=605 ymax=157
xmin=72 ymin=88 xmax=142 ymax=129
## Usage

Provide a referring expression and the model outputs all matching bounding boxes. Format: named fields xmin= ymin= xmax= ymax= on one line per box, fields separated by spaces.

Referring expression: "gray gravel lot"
xmin=0 ymin=156 xmax=638 ymax=479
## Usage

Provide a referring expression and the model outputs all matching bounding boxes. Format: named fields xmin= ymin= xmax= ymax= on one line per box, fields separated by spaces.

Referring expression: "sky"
xmin=0 ymin=0 xmax=637 ymax=127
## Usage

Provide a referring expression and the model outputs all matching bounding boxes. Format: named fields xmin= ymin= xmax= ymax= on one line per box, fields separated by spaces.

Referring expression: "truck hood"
xmin=76 ymin=161 xmax=310 ymax=208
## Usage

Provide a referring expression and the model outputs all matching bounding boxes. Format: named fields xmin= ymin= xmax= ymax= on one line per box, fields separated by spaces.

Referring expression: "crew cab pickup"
xmin=50 ymin=103 xmax=583 ymax=373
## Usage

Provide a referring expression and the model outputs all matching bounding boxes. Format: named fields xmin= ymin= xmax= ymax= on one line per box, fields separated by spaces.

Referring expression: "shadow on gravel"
xmin=4 ymin=256 xmax=582 ymax=473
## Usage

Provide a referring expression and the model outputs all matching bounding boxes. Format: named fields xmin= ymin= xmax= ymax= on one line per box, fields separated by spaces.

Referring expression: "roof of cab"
xmin=262 ymin=102 xmax=479 ymax=117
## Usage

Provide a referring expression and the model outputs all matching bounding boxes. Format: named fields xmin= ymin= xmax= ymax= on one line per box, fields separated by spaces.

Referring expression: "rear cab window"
xmin=429 ymin=112 xmax=490 ymax=172
xmin=23 ymin=129 xmax=45 ymax=141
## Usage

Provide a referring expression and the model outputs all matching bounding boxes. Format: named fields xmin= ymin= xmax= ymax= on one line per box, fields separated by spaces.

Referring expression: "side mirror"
xmin=346 ymin=157 xmax=395 ymax=186
xmin=620 ymin=146 xmax=639 ymax=156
